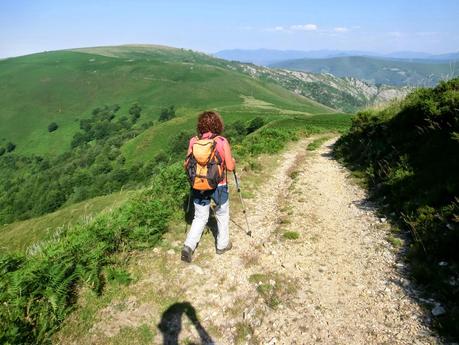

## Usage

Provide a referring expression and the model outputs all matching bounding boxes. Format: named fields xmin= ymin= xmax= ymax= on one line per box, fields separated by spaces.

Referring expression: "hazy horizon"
xmin=1 ymin=0 xmax=459 ymax=59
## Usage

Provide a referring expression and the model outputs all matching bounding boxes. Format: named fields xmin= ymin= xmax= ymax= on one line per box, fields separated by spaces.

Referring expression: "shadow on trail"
xmin=158 ymin=302 xmax=215 ymax=345
xmin=318 ymin=142 xmax=336 ymax=157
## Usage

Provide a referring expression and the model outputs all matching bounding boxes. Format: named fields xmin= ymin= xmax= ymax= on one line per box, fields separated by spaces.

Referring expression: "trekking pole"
xmin=233 ymin=170 xmax=252 ymax=237
xmin=184 ymin=189 xmax=192 ymax=233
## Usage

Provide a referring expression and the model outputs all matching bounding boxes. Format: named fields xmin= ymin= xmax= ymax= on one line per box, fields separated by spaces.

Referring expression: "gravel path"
xmin=81 ymin=137 xmax=438 ymax=345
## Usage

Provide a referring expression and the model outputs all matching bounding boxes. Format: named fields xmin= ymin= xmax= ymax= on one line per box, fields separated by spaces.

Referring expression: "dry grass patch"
xmin=248 ymin=272 xmax=298 ymax=309
xmin=234 ymin=321 xmax=257 ymax=344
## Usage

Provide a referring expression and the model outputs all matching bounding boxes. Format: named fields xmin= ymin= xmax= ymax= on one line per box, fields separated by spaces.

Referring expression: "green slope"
xmin=0 ymin=190 xmax=133 ymax=253
xmin=0 ymin=45 xmax=331 ymax=156
xmin=270 ymin=56 xmax=459 ymax=86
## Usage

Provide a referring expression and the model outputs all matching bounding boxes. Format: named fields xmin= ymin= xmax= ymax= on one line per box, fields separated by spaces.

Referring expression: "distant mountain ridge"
xmin=214 ymin=49 xmax=459 ymax=66
xmin=270 ymin=56 xmax=459 ymax=86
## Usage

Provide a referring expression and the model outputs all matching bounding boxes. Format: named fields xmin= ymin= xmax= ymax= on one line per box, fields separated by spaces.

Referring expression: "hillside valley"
xmin=0 ymin=43 xmax=457 ymax=344
xmin=0 ymin=44 xmax=346 ymax=230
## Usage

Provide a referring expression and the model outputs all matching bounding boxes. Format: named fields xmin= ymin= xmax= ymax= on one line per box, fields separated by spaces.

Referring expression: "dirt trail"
xmin=82 ymin=137 xmax=438 ymax=345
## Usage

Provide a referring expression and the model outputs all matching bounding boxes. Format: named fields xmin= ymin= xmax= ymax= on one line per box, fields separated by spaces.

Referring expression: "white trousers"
xmin=184 ymin=200 xmax=230 ymax=251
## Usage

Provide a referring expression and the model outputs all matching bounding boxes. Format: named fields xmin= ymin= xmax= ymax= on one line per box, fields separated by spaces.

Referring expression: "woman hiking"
xmin=182 ymin=111 xmax=236 ymax=263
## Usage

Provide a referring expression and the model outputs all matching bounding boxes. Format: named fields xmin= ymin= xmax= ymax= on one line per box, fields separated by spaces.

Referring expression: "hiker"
xmin=182 ymin=111 xmax=236 ymax=263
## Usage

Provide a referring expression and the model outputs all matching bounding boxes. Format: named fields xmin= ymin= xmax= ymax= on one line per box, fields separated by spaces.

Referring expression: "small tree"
xmin=169 ymin=130 xmax=193 ymax=155
xmin=246 ymin=117 xmax=265 ymax=134
xmin=71 ymin=132 xmax=88 ymax=148
xmin=48 ymin=122 xmax=58 ymax=132
xmin=6 ymin=142 xmax=16 ymax=152
xmin=232 ymin=120 xmax=247 ymax=136
xmin=129 ymin=104 xmax=142 ymax=123
xmin=0 ymin=147 xmax=5 ymax=156
xmin=159 ymin=105 xmax=176 ymax=122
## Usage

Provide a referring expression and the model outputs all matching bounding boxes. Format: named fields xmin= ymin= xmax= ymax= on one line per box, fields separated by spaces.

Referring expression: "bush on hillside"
xmin=224 ymin=120 xmax=247 ymax=143
xmin=48 ymin=122 xmax=58 ymax=132
xmin=169 ymin=130 xmax=195 ymax=156
xmin=246 ymin=116 xmax=265 ymax=134
xmin=129 ymin=103 xmax=142 ymax=123
xmin=159 ymin=105 xmax=176 ymax=122
xmin=334 ymin=77 xmax=459 ymax=339
xmin=0 ymin=147 xmax=5 ymax=156
xmin=6 ymin=142 xmax=16 ymax=153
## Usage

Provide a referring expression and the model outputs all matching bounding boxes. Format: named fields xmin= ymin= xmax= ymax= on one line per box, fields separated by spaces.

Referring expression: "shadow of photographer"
xmin=158 ymin=302 xmax=215 ymax=345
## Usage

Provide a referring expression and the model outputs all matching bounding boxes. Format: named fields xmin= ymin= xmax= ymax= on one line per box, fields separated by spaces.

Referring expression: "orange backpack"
xmin=185 ymin=136 xmax=225 ymax=190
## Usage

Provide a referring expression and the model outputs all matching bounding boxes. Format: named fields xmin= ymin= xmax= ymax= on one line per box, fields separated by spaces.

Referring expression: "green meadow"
xmin=0 ymin=45 xmax=330 ymax=156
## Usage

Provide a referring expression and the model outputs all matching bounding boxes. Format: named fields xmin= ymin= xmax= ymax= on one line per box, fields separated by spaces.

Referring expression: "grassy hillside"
xmin=0 ymin=45 xmax=338 ymax=225
xmin=0 ymin=191 xmax=133 ymax=253
xmin=271 ymin=56 xmax=458 ymax=86
xmin=334 ymin=78 xmax=459 ymax=339
xmin=0 ymin=45 xmax=330 ymax=156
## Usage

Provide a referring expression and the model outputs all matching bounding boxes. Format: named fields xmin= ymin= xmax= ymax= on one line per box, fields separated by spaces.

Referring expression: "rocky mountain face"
xmin=231 ymin=63 xmax=412 ymax=113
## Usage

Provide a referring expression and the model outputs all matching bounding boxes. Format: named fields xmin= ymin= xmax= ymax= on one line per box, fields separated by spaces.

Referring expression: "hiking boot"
xmin=216 ymin=241 xmax=233 ymax=255
xmin=181 ymin=245 xmax=193 ymax=263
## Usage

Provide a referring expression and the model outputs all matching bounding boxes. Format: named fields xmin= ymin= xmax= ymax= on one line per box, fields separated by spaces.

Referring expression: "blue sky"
xmin=1 ymin=0 xmax=458 ymax=58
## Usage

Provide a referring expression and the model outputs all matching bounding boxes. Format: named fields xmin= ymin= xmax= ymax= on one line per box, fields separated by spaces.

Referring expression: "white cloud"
xmin=290 ymin=24 xmax=318 ymax=31
xmin=334 ymin=27 xmax=349 ymax=33
xmin=264 ymin=25 xmax=287 ymax=32
xmin=388 ymin=31 xmax=403 ymax=37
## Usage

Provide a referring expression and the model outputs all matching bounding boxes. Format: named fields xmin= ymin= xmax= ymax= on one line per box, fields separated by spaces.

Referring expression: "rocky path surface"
xmin=77 ymin=137 xmax=438 ymax=345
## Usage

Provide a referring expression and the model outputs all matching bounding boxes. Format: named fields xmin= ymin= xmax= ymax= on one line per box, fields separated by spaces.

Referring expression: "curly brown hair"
xmin=197 ymin=111 xmax=224 ymax=136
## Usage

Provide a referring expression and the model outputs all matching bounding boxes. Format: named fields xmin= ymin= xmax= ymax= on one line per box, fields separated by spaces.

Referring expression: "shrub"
xmin=0 ymin=147 xmax=5 ymax=156
xmin=224 ymin=120 xmax=247 ymax=143
xmin=6 ymin=142 xmax=15 ymax=152
xmin=47 ymin=122 xmax=58 ymax=132
xmin=129 ymin=104 xmax=142 ymax=123
xmin=159 ymin=105 xmax=176 ymax=122
xmin=246 ymin=116 xmax=265 ymax=134
xmin=106 ymin=267 xmax=132 ymax=286
xmin=169 ymin=130 xmax=194 ymax=156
